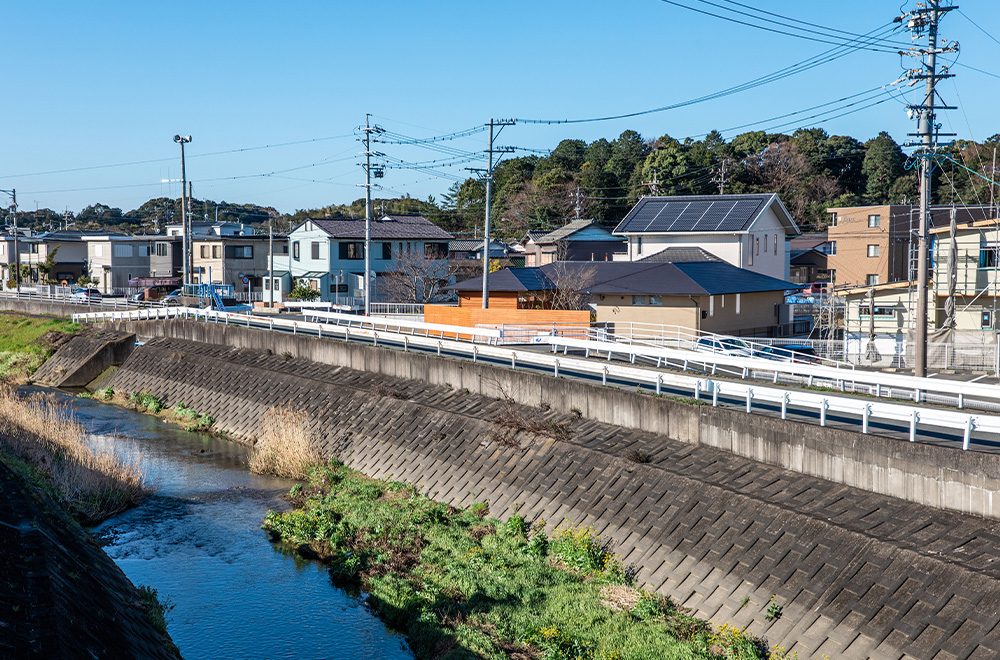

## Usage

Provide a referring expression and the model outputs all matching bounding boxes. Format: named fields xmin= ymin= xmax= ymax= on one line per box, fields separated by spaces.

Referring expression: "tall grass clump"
xmin=248 ymin=406 xmax=320 ymax=479
xmin=0 ymin=384 xmax=148 ymax=523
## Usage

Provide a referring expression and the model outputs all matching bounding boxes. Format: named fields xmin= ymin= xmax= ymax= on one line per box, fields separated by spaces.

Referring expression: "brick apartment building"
xmin=826 ymin=204 xmax=992 ymax=288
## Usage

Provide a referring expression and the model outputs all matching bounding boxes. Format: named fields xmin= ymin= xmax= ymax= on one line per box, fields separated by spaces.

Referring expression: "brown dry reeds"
xmin=0 ymin=384 xmax=148 ymax=524
xmin=248 ymin=406 xmax=321 ymax=479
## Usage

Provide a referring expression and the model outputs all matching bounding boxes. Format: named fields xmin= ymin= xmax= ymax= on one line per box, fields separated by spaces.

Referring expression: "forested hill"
xmin=14 ymin=127 xmax=999 ymax=238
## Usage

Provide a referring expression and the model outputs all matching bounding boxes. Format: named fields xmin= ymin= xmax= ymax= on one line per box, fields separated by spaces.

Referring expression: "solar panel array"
xmin=617 ymin=196 xmax=770 ymax=234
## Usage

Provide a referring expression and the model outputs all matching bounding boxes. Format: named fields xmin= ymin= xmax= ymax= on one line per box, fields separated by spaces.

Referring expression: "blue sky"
xmin=3 ymin=1 xmax=998 ymax=216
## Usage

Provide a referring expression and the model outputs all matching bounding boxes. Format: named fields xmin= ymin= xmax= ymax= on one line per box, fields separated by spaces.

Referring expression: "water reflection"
xmin=35 ymin=388 xmax=411 ymax=660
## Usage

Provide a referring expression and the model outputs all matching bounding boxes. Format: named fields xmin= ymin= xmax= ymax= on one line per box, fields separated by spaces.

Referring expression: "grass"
xmin=263 ymin=460 xmax=779 ymax=660
xmin=0 ymin=383 xmax=148 ymax=524
xmin=0 ymin=314 xmax=81 ymax=380
xmin=248 ymin=406 xmax=321 ymax=479
xmin=137 ymin=585 xmax=180 ymax=656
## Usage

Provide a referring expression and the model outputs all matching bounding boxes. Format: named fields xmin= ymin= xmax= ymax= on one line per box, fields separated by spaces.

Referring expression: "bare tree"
xmin=379 ymin=247 xmax=453 ymax=303
xmin=542 ymin=257 xmax=597 ymax=311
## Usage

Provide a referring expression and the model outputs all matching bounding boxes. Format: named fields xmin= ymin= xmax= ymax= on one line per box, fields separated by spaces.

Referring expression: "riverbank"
xmin=0 ymin=312 xmax=80 ymax=380
xmin=264 ymin=460 xmax=778 ymax=660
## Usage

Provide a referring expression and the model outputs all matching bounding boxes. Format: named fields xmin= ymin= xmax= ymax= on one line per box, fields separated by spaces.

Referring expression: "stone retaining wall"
xmin=32 ymin=330 xmax=135 ymax=388
xmin=104 ymin=335 xmax=1000 ymax=660
xmin=102 ymin=318 xmax=1000 ymax=520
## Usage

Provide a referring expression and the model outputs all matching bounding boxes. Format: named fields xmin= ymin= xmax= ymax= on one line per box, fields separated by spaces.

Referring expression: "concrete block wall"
xmin=31 ymin=331 xmax=135 ymax=388
xmin=103 ymin=318 xmax=1000 ymax=520
xmin=102 ymin=335 xmax=1000 ymax=660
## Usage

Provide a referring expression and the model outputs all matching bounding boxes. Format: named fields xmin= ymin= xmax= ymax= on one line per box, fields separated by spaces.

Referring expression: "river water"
xmin=37 ymin=388 xmax=412 ymax=660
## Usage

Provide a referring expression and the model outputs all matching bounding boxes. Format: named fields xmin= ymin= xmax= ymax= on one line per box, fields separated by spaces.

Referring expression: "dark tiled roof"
xmin=535 ymin=219 xmax=612 ymax=244
xmin=308 ymin=214 xmax=452 ymax=240
xmin=448 ymin=261 xmax=795 ymax=296
xmin=614 ymin=194 xmax=797 ymax=235
xmin=637 ymin=247 xmax=722 ymax=263
xmin=449 ymin=239 xmax=507 ymax=253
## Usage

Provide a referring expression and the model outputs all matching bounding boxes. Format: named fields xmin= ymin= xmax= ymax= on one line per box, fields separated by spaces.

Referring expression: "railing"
xmin=369 ymin=302 xmax=424 ymax=316
xmin=302 ymin=308 xmax=501 ymax=343
xmin=236 ymin=291 xmax=264 ymax=303
xmin=70 ymin=306 xmax=1000 ymax=450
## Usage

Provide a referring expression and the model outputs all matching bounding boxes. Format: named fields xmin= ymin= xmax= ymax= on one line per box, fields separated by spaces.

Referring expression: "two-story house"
xmin=612 ymin=194 xmax=799 ymax=280
xmin=278 ymin=214 xmax=452 ymax=303
xmin=18 ymin=230 xmax=101 ymax=284
xmin=82 ymin=236 xmax=154 ymax=293
xmin=523 ymin=219 xmax=626 ymax=266
xmin=191 ymin=235 xmax=277 ymax=297
xmin=165 ymin=221 xmax=256 ymax=237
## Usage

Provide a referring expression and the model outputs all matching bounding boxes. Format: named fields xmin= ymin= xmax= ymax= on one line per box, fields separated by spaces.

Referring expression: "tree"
xmin=379 ymin=248 xmax=453 ymax=303
xmin=862 ymin=132 xmax=906 ymax=203
xmin=37 ymin=246 xmax=60 ymax=283
xmin=287 ymin=280 xmax=320 ymax=301
xmin=542 ymin=260 xmax=597 ymax=311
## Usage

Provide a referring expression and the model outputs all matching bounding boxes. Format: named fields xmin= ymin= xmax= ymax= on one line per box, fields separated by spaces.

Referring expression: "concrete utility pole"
xmin=268 ymin=215 xmax=274 ymax=309
xmin=899 ymin=0 xmax=957 ymax=377
xmin=173 ymin=135 xmax=192 ymax=288
xmin=468 ymin=119 xmax=515 ymax=309
xmin=1 ymin=189 xmax=19 ymax=293
xmin=712 ymin=158 xmax=732 ymax=195
xmin=358 ymin=115 xmax=384 ymax=316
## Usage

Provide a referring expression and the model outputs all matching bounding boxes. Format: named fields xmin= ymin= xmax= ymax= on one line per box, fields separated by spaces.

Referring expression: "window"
xmin=339 ymin=242 xmax=365 ymax=260
xmin=277 ymin=243 xmax=289 ymax=254
xmin=860 ymin=305 xmax=893 ymax=318
xmin=867 ymin=244 xmax=880 ymax=258
xmin=27 ymin=243 xmax=38 ymax=254
xmin=748 ymin=236 xmax=754 ymax=266
xmin=330 ymin=283 xmax=348 ymax=293
xmin=382 ymin=243 xmax=392 ymax=259
xmin=311 ymin=241 xmax=320 ymax=260
xmin=764 ymin=234 xmax=768 ymax=253
xmin=648 ymin=294 xmax=662 ymax=306
xmin=866 ymin=274 xmax=880 ymax=286
xmin=829 ymin=241 xmax=837 ymax=255
xmin=980 ymin=243 xmax=999 ymax=268
xmin=225 ymin=245 xmax=253 ymax=259
xmin=139 ymin=246 xmax=149 ymax=257
xmin=829 ymin=212 xmax=838 ymax=227
xmin=636 ymin=236 xmax=642 ymax=255
xmin=0 ymin=244 xmax=4 ymax=255
xmin=756 ymin=237 xmax=760 ymax=256
xmin=113 ymin=244 xmax=132 ymax=258
xmin=212 ymin=245 xmax=221 ymax=259
xmin=736 ymin=293 xmax=741 ymax=314
xmin=200 ymin=245 xmax=209 ymax=258
xmin=424 ymin=242 xmax=448 ymax=259
xmin=155 ymin=243 xmax=168 ymax=257
xmin=292 ymin=241 xmax=300 ymax=260
xmin=774 ymin=234 xmax=778 ymax=255
xmin=631 ymin=295 xmax=647 ymax=306
xmin=868 ymin=214 xmax=881 ymax=228
xmin=983 ymin=310 xmax=993 ymax=329
xmin=95 ymin=244 xmax=104 ymax=257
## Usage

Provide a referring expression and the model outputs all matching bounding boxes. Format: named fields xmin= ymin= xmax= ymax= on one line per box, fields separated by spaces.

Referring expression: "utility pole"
xmin=173 ymin=135 xmax=192 ymax=289
xmin=268 ymin=215 xmax=274 ymax=309
xmin=991 ymin=147 xmax=997 ymax=218
xmin=468 ymin=118 xmax=515 ymax=309
xmin=359 ymin=114 xmax=384 ymax=316
xmin=712 ymin=158 xmax=732 ymax=195
xmin=571 ymin=184 xmax=584 ymax=220
xmin=899 ymin=0 xmax=957 ymax=377
xmin=641 ymin=170 xmax=661 ymax=196
xmin=1 ymin=189 xmax=18 ymax=293
xmin=188 ymin=181 xmax=194 ymax=284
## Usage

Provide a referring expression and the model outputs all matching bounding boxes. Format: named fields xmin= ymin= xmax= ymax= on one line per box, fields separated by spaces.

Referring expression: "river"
xmin=37 ymin=387 xmax=412 ymax=660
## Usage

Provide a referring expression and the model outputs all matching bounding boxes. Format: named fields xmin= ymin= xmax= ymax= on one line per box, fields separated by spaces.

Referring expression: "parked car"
xmin=756 ymin=344 xmax=820 ymax=364
xmin=70 ymin=287 xmax=102 ymax=303
xmin=693 ymin=336 xmax=753 ymax=358
xmin=161 ymin=289 xmax=184 ymax=306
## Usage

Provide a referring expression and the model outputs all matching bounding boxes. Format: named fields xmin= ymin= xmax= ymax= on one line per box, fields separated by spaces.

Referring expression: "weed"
xmin=626 ymin=449 xmax=652 ymax=464
xmin=739 ymin=595 xmax=751 ymax=610
xmin=76 ymin=392 xmax=93 ymax=399
xmin=570 ymin=407 xmax=582 ymax=417
xmin=248 ymin=406 xmax=320 ymax=479
xmin=373 ymin=382 xmax=407 ymax=400
xmin=765 ymin=595 xmax=783 ymax=621
xmin=95 ymin=387 xmax=114 ymax=401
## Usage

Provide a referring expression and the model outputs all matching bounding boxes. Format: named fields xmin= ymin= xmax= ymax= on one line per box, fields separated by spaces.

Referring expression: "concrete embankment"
xmin=95 ymin=329 xmax=1000 ymax=660
xmin=31 ymin=330 xmax=135 ymax=388
xmin=0 ymin=453 xmax=179 ymax=659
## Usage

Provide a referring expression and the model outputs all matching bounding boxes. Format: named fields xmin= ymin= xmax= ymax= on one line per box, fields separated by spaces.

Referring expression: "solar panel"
xmin=647 ymin=203 xmax=686 ymax=231
xmin=622 ymin=202 xmax=659 ymax=232
xmin=693 ymin=202 xmax=737 ymax=231
xmin=716 ymin=199 xmax=764 ymax=231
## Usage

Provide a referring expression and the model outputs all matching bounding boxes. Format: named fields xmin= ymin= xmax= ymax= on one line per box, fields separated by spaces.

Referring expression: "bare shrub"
xmin=248 ymin=406 xmax=321 ymax=479
xmin=626 ymin=449 xmax=652 ymax=464
xmin=0 ymin=384 xmax=147 ymax=523
xmin=373 ymin=382 xmax=407 ymax=400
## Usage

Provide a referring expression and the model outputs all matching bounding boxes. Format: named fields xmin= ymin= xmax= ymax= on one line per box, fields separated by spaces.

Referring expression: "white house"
xmin=612 ymin=194 xmax=800 ymax=280
xmin=82 ymin=236 xmax=154 ymax=293
xmin=267 ymin=214 xmax=452 ymax=304
xmin=165 ymin=221 xmax=255 ymax=237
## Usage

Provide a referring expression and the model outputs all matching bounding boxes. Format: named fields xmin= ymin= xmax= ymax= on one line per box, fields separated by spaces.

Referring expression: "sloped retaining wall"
xmin=100 ymin=318 xmax=1000 ymax=520
xmin=31 ymin=330 xmax=135 ymax=387
xmin=102 ymin=335 xmax=1000 ymax=660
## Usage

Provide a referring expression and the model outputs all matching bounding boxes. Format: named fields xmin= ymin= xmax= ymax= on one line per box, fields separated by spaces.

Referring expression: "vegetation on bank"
xmin=248 ymin=406 xmax=321 ymax=479
xmin=263 ymin=460 xmax=789 ymax=660
xmin=79 ymin=388 xmax=217 ymax=433
xmin=0 ymin=384 xmax=148 ymax=524
xmin=0 ymin=314 xmax=81 ymax=381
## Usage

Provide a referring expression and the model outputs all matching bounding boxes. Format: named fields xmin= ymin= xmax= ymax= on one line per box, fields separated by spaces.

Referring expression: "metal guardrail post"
xmin=554 ymin=359 xmax=559 ymax=378
xmin=963 ymin=417 xmax=975 ymax=450
xmin=781 ymin=393 xmax=788 ymax=419
xmin=472 ymin=346 xmax=477 ymax=363
xmin=510 ymin=352 xmax=516 ymax=369
xmin=862 ymin=403 xmax=870 ymax=434
xmin=745 ymin=389 xmax=753 ymax=413
xmin=693 ymin=381 xmax=700 ymax=401
xmin=820 ymin=399 xmax=828 ymax=426
xmin=958 ymin=393 xmax=964 ymax=409
xmin=403 ymin=337 xmax=408 ymax=352
xmin=602 ymin=366 xmax=607 ymax=385
xmin=437 ymin=341 xmax=442 ymax=357
xmin=712 ymin=383 xmax=719 ymax=407
xmin=656 ymin=373 xmax=662 ymax=395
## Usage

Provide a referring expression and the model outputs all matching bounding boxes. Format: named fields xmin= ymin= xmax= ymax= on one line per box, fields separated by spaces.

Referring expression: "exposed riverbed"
xmin=35 ymin=387 xmax=412 ymax=660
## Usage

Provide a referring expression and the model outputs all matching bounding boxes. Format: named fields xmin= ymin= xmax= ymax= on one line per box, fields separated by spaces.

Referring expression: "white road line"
xmin=970 ymin=373 xmax=991 ymax=383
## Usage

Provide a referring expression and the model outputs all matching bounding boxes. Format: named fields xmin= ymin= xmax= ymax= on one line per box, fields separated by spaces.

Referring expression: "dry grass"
xmin=599 ymin=584 xmax=641 ymax=611
xmin=0 ymin=384 xmax=147 ymax=524
xmin=248 ymin=406 xmax=321 ymax=479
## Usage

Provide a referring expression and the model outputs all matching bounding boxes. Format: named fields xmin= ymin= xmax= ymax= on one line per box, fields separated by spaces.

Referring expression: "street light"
xmin=173 ymin=135 xmax=192 ymax=288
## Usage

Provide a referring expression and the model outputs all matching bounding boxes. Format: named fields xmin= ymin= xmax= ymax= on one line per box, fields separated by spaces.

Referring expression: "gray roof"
xmin=448 ymin=261 xmax=796 ymax=296
xmin=535 ymin=219 xmax=614 ymax=244
xmin=614 ymin=194 xmax=799 ymax=236
xmin=637 ymin=247 xmax=723 ymax=263
xmin=305 ymin=214 xmax=452 ymax=241
xmin=449 ymin=239 xmax=507 ymax=253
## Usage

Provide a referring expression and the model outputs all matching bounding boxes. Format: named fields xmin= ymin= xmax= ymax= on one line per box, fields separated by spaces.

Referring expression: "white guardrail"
xmin=71 ymin=307 xmax=1000 ymax=450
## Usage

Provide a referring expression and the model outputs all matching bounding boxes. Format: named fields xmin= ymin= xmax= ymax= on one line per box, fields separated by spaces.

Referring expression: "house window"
xmin=155 ymin=243 xmax=168 ymax=257
xmin=631 ymin=295 xmax=647 ymax=306
xmin=867 ymin=244 xmax=880 ymax=258
xmin=424 ymin=242 xmax=448 ymax=259
xmin=311 ymin=241 xmax=320 ymax=260
xmin=330 ymin=283 xmax=348 ymax=294
xmin=829 ymin=241 xmax=837 ymax=255
xmin=983 ymin=310 xmax=993 ymax=328
xmin=748 ymin=236 xmax=754 ymax=266
xmin=0 ymin=244 xmax=4 ymax=255
xmin=113 ymin=244 xmax=132 ymax=258
xmin=292 ymin=241 xmax=300 ymax=260
xmin=95 ymin=244 xmax=104 ymax=257
xmin=200 ymin=245 xmax=209 ymax=258
xmin=868 ymin=214 xmax=881 ymax=228
xmin=980 ymin=243 xmax=999 ymax=268
xmin=764 ymin=235 xmax=768 ymax=253
xmin=736 ymin=293 xmax=741 ymax=314
xmin=709 ymin=295 xmax=715 ymax=317
xmin=636 ymin=237 xmax=642 ymax=256
xmin=339 ymin=242 xmax=365 ymax=260
xmin=139 ymin=245 xmax=149 ymax=257
xmin=648 ymin=294 xmax=662 ymax=306
xmin=212 ymin=245 xmax=221 ymax=259
xmin=860 ymin=305 xmax=893 ymax=318
xmin=774 ymin=234 xmax=778 ymax=255
xmin=829 ymin=213 xmax=838 ymax=226
xmin=382 ymin=243 xmax=392 ymax=260
xmin=225 ymin=246 xmax=253 ymax=259
xmin=277 ymin=243 xmax=289 ymax=254
xmin=866 ymin=274 xmax=879 ymax=286
xmin=756 ymin=237 xmax=760 ymax=256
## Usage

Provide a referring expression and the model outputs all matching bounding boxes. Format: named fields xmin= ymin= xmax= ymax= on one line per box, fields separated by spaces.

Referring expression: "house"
xmin=825 ymin=204 xmax=991 ymax=288
xmin=931 ymin=218 xmax=1000 ymax=331
xmin=17 ymin=230 xmax=113 ymax=285
xmin=165 ymin=221 xmax=255 ymax=237
xmin=612 ymin=194 xmax=799 ymax=280
xmin=448 ymin=238 xmax=508 ymax=261
xmin=437 ymin=257 xmax=797 ymax=336
xmin=275 ymin=214 xmax=452 ymax=303
xmin=149 ymin=236 xmax=182 ymax=280
xmin=522 ymin=219 xmax=626 ymax=266
xmin=0 ymin=234 xmax=16 ymax=286
xmin=82 ymin=236 xmax=154 ymax=293
xmin=191 ymin=235 xmax=277 ymax=297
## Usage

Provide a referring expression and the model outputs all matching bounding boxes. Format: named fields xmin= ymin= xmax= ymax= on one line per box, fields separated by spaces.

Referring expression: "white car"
xmin=693 ymin=336 xmax=753 ymax=358
xmin=70 ymin=287 xmax=102 ymax=304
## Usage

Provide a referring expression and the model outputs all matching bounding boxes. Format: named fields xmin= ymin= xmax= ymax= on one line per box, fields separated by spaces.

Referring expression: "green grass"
xmin=263 ymin=461 xmax=776 ymax=660
xmin=0 ymin=314 xmax=80 ymax=378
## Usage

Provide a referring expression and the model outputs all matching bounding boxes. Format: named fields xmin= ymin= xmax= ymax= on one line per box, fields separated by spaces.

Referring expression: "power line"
xmin=957 ymin=9 xmax=1000 ymax=48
